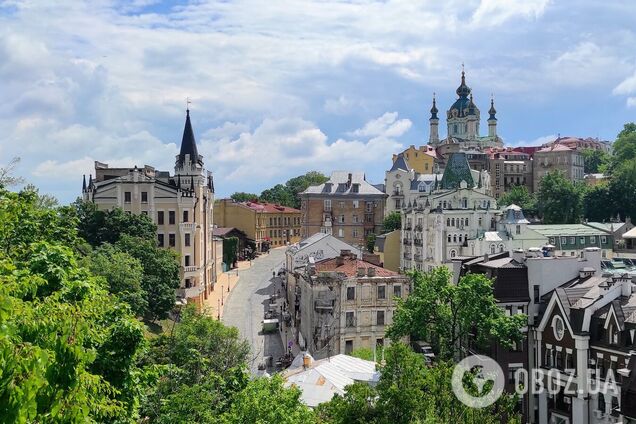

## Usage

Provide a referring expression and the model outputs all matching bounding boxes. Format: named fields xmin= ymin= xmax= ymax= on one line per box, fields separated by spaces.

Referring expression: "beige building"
xmin=532 ymin=143 xmax=584 ymax=192
xmin=83 ymin=110 xmax=216 ymax=307
xmin=300 ymin=171 xmax=386 ymax=249
xmin=295 ymin=250 xmax=409 ymax=358
xmin=374 ymin=230 xmax=401 ymax=272
xmin=486 ymin=148 xmax=533 ymax=198
xmin=214 ymin=199 xmax=301 ymax=252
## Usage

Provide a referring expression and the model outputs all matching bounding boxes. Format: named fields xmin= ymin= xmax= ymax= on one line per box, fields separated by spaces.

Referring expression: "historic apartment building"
xmin=300 ymin=171 xmax=386 ymax=248
xmin=214 ymin=199 xmax=301 ymax=252
xmin=485 ymin=148 xmax=534 ymax=199
xmin=295 ymin=250 xmax=409 ymax=359
xmin=532 ymin=143 xmax=585 ymax=192
xmin=83 ymin=110 xmax=216 ymax=307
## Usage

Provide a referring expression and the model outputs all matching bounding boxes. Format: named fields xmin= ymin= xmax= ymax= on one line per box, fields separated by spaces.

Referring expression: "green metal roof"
xmin=529 ymin=224 xmax=611 ymax=237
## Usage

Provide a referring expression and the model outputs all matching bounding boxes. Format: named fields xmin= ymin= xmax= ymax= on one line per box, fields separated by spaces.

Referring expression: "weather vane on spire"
xmin=186 ymin=97 xmax=192 ymax=112
xmin=461 ymin=62 xmax=465 ymax=73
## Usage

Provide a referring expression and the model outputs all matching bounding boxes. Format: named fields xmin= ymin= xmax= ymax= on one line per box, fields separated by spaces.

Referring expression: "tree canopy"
xmin=498 ymin=185 xmax=537 ymax=217
xmin=537 ymin=171 xmax=584 ymax=224
xmin=382 ymin=211 xmax=401 ymax=233
xmin=230 ymin=171 xmax=328 ymax=209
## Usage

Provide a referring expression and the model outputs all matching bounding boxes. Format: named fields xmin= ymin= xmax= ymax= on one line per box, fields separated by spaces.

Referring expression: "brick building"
xmin=214 ymin=199 xmax=301 ymax=252
xmin=300 ymin=172 xmax=386 ymax=249
xmin=532 ymin=144 xmax=584 ymax=192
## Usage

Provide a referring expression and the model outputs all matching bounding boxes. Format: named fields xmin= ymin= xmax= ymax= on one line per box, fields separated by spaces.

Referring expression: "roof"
xmin=302 ymin=171 xmax=385 ymax=196
xmin=213 ymin=227 xmax=246 ymax=237
xmin=237 ymin=200 xmax=300 ymax=213
xmin=440 ymin=152 xmax=474 ymax=190
xmin=624 ymin=227 xmax=636 ymax=239
xmin=314 ymin=255 xmax=398 ymax=277
xmin=529 ymin=224 xmax=611 ymax=237
xmin=585 ymin=221 xmax=627 ymax=233
xmin=536 ymin=143 xmax=574 ymax=153
xmin=484 ymin=231 xmax=505 ymax=242
xmin=283 ymin=354 xmax=379 ymax=407
xmin=478 ymin=257 xmax=525 ymax=269
xmin=177 ymin=110 xmax=202 ymax=166
xmin=389 ymin=154 xmax=410 ymax=172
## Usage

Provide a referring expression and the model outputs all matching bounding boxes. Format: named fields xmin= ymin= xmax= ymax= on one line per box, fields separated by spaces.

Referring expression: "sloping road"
xmin=222 ymin=248 xmax=286 ymax=374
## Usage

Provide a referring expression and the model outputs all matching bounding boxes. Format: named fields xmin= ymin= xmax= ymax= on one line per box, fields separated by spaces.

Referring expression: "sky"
xmin=1 ymin=0 xmax=636 ymax=204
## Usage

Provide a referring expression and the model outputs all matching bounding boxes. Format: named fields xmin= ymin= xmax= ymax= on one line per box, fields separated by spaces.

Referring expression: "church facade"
xmin=83 ymin=110 xmax=217 ymax=308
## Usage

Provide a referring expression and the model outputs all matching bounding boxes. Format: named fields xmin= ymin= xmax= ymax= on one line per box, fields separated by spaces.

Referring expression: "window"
xmin=591 ymin=236 xmax=596 ymax=243
xmin=365 ymin=202 xmax=373 ymax=212
xmin=353 ymin=214 xmax=359 ymax=223
xmin=338 ymin=228 xmax=344 ymax=238
xmin=352 ymin=229 xmax=358 ymax=238
xmin=169 ymin=211 xmax=176 ymax=225
xmin=561 ymin=236 xmax=567 ymax=245
xmin=338 ymin=215 xmax=345 ymax=223
xmin=339 ymin=201 xmax=345 ymax=208
xmin=141 ymin=210 xmax=148 ymax=216
xmin=345 ymin=340 xmax=353 ymax=354
xmin=183 ymin=210 xmax=189 ymax=222
xmin=534 ymin=285 xmax=540 ymax=304
xmin=185 ymin=233 xmax=191 ymax=247
xmin=157 ymin=234 xmax=164 ymax=247
xmin=157 ymin=211 xmax=164 ymax=225
xmin=353 ymin=200 xmax=359 ymax=208
xmin=490 ymin=244 xmax=496 ymax=254
xmin=450 ymin=249 xmax=457 ymax=258
xmin=580 ymin=237 xmax=585 ymax=244
xmin=516 ymin=225 xmax=521 ymax=235
xmin=168 ymin=233 xmax=176 ymax=247
xmin=345 ymin=312 xmax=355 ymax=327
xmin=124 ymin=191 xmax=131 ymax=203
xmin=569 ymin=237 xmax=575 ymax=245
xmin=394 ymin=284 xmax=402 ymax=298
xmin=601 ymin=236 xmax=607 ymax=244
xmin=377 ymin=286 xmax=386 ymax=300
xmin=346 ymin=287 xmax=355 ymax=301
xmin=324 ymin=199 xmax=331 ymax=211
xmin=141 ymin=191 xmax=148 ymax=203
xmin=376 ymin=311 xmax=385 ymax=326
xmin=185 ymin=255 xmax=191 ymax=267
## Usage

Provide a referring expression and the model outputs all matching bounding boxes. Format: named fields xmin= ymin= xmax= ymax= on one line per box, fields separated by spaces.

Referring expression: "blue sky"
xmin=1 ymin=0 xmax=636 ymax=204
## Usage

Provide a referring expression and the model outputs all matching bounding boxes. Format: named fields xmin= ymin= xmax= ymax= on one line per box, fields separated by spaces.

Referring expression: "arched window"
xmin=448 ymin=234 xmax=451 ymax=242
xmin=443 ymin=201 xmax=447 ymax=209
xmin=462 ymin=198 xmax=468 ymax=208
xmin=453 ymin=235 xmax=457 ymax=243
xmin=458 ymin=234 xmax=463 ymax=243
xmin=451 ymin=218 xmax=455 ymax=227
xmin=499 ymin=244 xmax=505 ymax=253
xmin=447 ymin=218 xmax=451 ymax=226
xmin=490 ymin=244 xmax=496 ymax=254
xmin=450 ymin=249 xmax=457 ymax=258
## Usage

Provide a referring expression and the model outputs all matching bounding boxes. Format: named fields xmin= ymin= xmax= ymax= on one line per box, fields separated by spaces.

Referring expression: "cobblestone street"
xmin=222 ymin=248 xmax=288 ymax=374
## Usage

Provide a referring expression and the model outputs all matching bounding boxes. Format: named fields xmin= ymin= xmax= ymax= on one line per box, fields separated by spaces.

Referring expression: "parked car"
xmin=411 ymin=341 xmax=435 ymax=365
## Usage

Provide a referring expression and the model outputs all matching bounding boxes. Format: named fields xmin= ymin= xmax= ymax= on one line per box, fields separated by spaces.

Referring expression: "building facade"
xmin=214 ymin=199 xmax=301 ymax=252
xmin=300 ymin=171 xmax=386 ymax=248
xmin=532 ymin=144 xmax=585 ymax=192
xmin=391 ymin=145 xmax=438 ymax=174
xmin=295 ymin=250 xmax=409 ymax=359
xmin=486 ymin=148 xmax=534 ymax=199
xmin=528 ymin=224 xmax=614 ymax=258
xmin=83 ymin=110 xmax=216 ymax=307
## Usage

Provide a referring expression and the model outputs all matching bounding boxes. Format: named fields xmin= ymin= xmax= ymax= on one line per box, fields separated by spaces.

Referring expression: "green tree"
xmin=611 ymin=122 xmax=636 ymax=170
xmin=75 ymin=201 xmax=157 ymax=246
xmin=382 ymin=211 xmax=401 ymax=233
xmin=260 ymin=184 xmax=295 ymax=206
xmin=230 ymin=192 xmax=260 ymax=202
xmin=608 ymin=158 xmax=636 ymax=221
xmin=581 ymin=148 xmax=609 ymax=174
xmin=116 ymin=235 xmax=180 ymax=321
xmin=223 ymin=236 xmax=239 ymax=267
xmin=84 ymin=243 xmax=147 ymax=316
xmin=498 ymin=185 xmax=538 ymax=216
xmin=387 ymin=268 xmax=525 ymax=360
xmin=0 ymin=157 xmax=24 ymax=187
xmin=583 ymin=184 xmax=614 ymax=222
xmin=316 ymin=382 xmax=378 ymax=424
xmin=537 ymin=171 xmax=584 ymax=224
xmin=0 ymin=188 xmax=145 ymax=422
xmin=285 ymin=171 xmax=329 ymax=209
xmin=366 ymin=233 xmax=376 ymax=253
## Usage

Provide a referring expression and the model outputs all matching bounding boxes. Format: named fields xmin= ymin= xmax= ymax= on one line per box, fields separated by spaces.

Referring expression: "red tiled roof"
xmin=315 ymin=256 xmax=398 ymax=277
xmin=537 ymin=143 xmax=573 ymax=153
xmin=241 ymin=201 xmax=300 ymax=213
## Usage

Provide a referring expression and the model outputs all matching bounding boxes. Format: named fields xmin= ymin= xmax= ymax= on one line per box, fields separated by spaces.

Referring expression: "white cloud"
xmin=348 ymin=112 xmax=412 ymax=138
xmin=614 ymin=70 xmax=636 ymax=95
xmin=471 ymin=0 xmax=550 ymax=27
xmin=627 ymin=97 xmax=636 ymax=108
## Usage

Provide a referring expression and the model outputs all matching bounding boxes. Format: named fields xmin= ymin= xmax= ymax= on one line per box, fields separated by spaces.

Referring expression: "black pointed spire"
xmin=488 ymin=95 xmax=497 ymax=121
xmin=88 ymin=174 xmax=93 ymax=189
xmin=177 ymin=109 xmax=201 ymax=167
xmin=82 ymin=174 xmax=87 ymax=192
xmin=430 ymin=93 xmax=438 ymax=120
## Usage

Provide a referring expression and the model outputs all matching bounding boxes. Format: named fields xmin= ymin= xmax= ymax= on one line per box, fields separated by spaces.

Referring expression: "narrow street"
xmin=222 ymin=248 xmax=287 ymax=374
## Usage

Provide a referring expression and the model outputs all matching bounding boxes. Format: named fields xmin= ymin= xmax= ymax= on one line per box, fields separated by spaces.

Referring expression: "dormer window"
xmin=609 ymin=324 xmax=619 ymax=345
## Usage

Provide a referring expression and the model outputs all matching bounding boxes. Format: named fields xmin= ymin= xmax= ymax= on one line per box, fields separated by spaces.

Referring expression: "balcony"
xmin=413 ymin=239 xmax=422 ymax=246
xmin=176 ymin=285 xmax=203 ymax=299
xmin=183 ymin=265 xmax=198 ymax=277
xmin=404 ymin=225 xmax=412 ymax=230
xmin=403 ymin=252 xmax=411 ymax=259
xmin=415 ymin=224 xmax=422 ymax=231
xmin=414 ymin=254 xmax=422 ymax=261
xmin=403 ymin=239 xmax=411 ymax=245
xmin=392 ymin=190 xmax=404 ymax=197
xmin=180 ymin=222 xmax=196 ymax=231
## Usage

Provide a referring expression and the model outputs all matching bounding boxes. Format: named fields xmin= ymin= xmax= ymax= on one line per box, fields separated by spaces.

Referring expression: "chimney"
xmin=367 ymin=267 xmax=376 ymax=277
xmin=348 ymin=173 xmax=352 ymax=186
xmin=303 ymin=352 xmax=312 ymax=369
xmin=336 ymin=255 xmax=345 ymax=267
xmin=582 ymin=247 xmax=601 ymax=273
xmin=512 ymin=249 xmax=524 ymax=263
xmin=483 ymin=254 xmax=489 ymax=263
xmin=357 ymin=267 xmax=365 ymax=277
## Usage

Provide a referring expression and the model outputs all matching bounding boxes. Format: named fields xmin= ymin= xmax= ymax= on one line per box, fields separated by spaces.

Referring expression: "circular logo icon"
xmin=451 ymin=355 xmax=505 ymax=408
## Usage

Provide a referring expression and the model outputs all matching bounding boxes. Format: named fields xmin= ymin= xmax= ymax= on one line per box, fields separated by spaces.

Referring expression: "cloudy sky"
xmin=2 ymin=0 xmax=636 ymax=203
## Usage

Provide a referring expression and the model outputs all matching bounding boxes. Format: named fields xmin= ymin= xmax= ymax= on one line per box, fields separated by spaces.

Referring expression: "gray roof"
xmin=302 ymin=171 xmax=385 ymax=196
xmin=389 ymin=154 xmax=410 ymax=172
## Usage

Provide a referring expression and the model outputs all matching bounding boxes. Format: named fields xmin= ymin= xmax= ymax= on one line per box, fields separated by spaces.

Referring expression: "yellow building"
xmin=374 ymin=229 xmax=401 ymax=272
xmin=214 ymin=199 xmax=302 ymax=251
xmin=392 ymin=145 xmax=437 ymax=174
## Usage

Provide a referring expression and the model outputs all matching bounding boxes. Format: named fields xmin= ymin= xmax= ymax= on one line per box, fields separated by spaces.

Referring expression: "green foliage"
xmin=581 ymin=148 xmax=609 ymax=174
xmin=537 ymin=171 xmax=584 ymax=224
xmin=0 ymin=187 xmax=145 ymax=423
xmin=116 ymin=235 xmax=180 ymax=321
xmin=498 ymin=185 xmax=538 ymax=217
xmin=583 ymin=183 xmax=614 ymax=222
xmin=318 ymin=343 xmax=520 ymax=424
xmin=382 ymin=211 xmax=401 ymax=233
xmin=0 ymin=157 xmax=24 ymax=188
xmin=83 ymin=244 xmax=147 ymax=316
xmin=74 ymin=201 xmax=157 ymax=247
xmin=366 ymin=233 xmax=376 ymax=253
xmin=230 ymin=192 xmax=260 ymax=202
xmin=258 ymin=171 xmax=329 ymax=209
xmin=387 ymin=268 xmax=525 ymax=360
xmin=611 ymin=122 xmax=636 ymax=170
xmin=608 ymin=158 xmax=636 ymax=220
xmin=223 ymin=236 xmax=239 ymax=267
